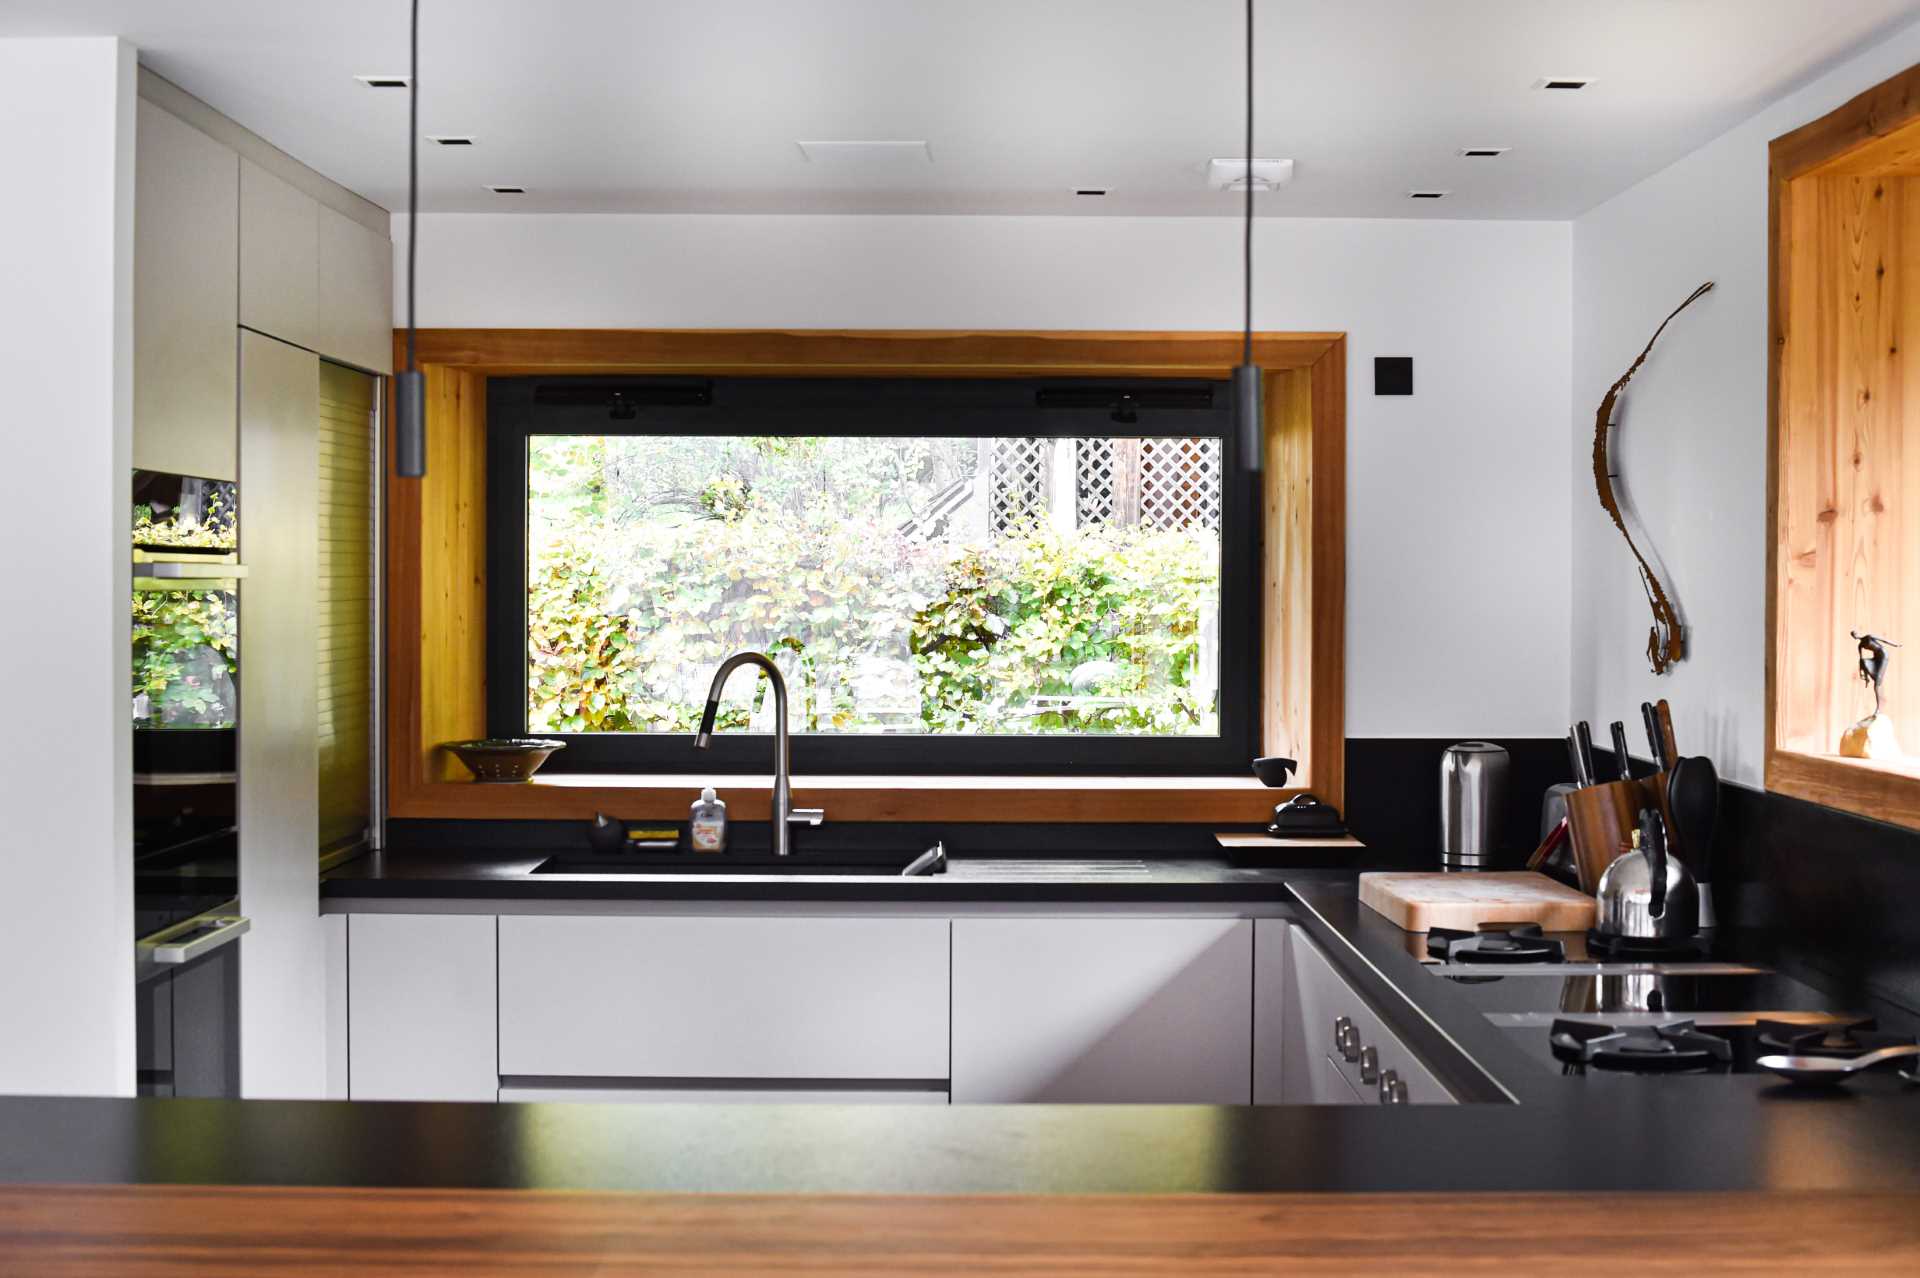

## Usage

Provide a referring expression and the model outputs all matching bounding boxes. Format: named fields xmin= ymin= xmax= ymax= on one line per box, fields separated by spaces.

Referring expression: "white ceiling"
xmin=4 ymin=0 xmax=1918 ymax=219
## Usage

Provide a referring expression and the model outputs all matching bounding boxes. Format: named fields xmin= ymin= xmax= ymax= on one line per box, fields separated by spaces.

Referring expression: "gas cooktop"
xmin=1546 ymin=1017 xmax=1917 ymax=1076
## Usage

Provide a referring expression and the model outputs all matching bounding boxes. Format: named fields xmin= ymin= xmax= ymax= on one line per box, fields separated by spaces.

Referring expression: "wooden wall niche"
xmin=1769 ymin=63 xmax=1920 ymax=829
xmin=387 ymin=330 xmax=1346 ymax=824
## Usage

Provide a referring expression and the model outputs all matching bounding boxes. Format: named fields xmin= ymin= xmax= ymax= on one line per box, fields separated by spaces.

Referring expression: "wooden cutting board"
xmin=1358 ymin=871 xmax=1596 ymax=933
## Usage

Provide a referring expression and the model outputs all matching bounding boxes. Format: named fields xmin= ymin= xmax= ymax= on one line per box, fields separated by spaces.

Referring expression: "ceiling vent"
xmin=1458 ymin=147 xmax=1509 ymax=158
xmin=1206 ymin=158 xmax=1294 ymax=191
xmin=1534 ymin=77 xmax=1592 ymax=90
xmin=354 ymin=74 xmax=409 ymax=88
xmin=1075 ymin=188 xmax=1108 ymax=197
xmin=1408 ymin=190 xmax=1450 ymax=200
xmin=430 ymin=135 xmax=475 ymax=146
xmin=488 ymin=186 xmax=525 ymax=194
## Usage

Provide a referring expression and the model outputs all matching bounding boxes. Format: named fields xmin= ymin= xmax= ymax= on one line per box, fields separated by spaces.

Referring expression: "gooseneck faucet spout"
xmin=692 ymin=651 xmax=823 ymax=856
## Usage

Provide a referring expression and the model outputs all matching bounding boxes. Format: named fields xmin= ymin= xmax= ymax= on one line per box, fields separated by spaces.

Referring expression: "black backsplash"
xmin=1341 ymin=738 xmax=1569 ymax=871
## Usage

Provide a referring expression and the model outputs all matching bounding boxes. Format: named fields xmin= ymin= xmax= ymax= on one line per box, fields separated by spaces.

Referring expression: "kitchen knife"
xmin=1655 ymin=700 xmax=1680 ymax=769
xmin=1574 ymin=721 xmax=1598 ymax=789
xmin=1641 ymin=702 xmax=1669 ymax=771
xmin=1609 ymin=720 xmax=1634 ymax=780
xmin=1566 ymin=731 xmax=1590 ymax=788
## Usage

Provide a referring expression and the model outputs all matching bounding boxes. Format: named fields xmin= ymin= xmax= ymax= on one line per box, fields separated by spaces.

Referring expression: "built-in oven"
xmin=132 ymin=469 xmax=248 ymax=1097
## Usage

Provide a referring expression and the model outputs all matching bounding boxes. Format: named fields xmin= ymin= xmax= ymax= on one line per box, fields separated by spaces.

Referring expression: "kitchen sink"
xmin=530 ymin=845 xmax=943 ymax=877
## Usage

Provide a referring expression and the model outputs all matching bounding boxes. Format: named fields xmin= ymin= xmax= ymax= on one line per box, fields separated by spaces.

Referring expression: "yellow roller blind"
xmin=317 ymin=362 xmax=376 ymax=856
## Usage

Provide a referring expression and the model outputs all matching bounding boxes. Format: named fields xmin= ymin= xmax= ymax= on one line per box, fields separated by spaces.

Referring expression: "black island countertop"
xmin=7 ymin=855 xmax=1920 ymax=1195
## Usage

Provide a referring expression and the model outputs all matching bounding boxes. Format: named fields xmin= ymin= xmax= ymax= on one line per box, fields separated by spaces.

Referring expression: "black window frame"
xmin=485 ymin=374 xmax=1261 ymax=776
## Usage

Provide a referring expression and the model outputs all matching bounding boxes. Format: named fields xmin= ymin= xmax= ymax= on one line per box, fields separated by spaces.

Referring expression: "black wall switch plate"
xmin=1374 ymin=356 xmax=1413 ymax=396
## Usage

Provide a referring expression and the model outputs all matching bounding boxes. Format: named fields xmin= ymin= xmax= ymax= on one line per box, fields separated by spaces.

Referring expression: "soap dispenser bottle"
xmin=689 ymin=786 xmax=728 ymax=853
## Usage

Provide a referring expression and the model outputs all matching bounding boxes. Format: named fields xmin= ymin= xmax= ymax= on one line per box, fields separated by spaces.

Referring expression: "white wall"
xmin=0 ymin=38 xmax=137 ymax=1096
xmin=401 ymin=213 xmax=1573 ymax=738
xmin=1572 ymin=19 xmax=1920 ymax=787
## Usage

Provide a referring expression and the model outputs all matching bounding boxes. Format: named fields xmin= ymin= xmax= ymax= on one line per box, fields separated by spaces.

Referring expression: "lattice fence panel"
xmin=1075 ymin=439 xmax=1116 ymax=526
xmin=989 ymin=437 xmax=1050 ymax=535
xmin=1140 ymin=438 xmax=1224 ymax=531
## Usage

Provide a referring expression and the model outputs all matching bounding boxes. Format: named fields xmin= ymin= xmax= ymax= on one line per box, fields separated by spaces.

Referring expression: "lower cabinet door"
xmin=950 ymin=918 xmax=1252 ymax=1103
xmin=348 ymin=914 xmax=498 ymax=1101
xmin=497 ymin=916 xmax=949 ymax=1081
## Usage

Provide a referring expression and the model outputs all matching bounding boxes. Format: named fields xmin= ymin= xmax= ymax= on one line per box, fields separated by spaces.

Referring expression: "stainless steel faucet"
xmin=693 ymin=651 xmax=824 ymax=856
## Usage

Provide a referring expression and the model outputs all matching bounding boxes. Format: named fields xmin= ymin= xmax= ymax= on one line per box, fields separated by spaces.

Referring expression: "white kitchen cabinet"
xmin=133 ymin=98 xmax=238 ymax=481
xmin=317 ymin=205 xmax=393 ymax=374
xmin=1288 ymin=925 xmax=1455 ymax=1105
xmin=236 ymin=331 xmax=324 ymax=1098
xmin=498 ymin=1085 xmax=948 ymax=1104
xmin=497 ymin=916 xmax=949 ymax=1081
xmin=239 ymin=158 xmax=319 ymax=349
xmin=348 ymin=914 xmax=498 ymax=1102
xmin=950 ymin=918 xmax=1251 ymax=1103
xmin=1253 ymin=917 xmax=1288 ymax=1103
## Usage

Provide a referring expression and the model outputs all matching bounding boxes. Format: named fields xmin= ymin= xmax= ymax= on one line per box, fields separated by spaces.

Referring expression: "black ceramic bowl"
xmin=443 ymin=738 xmax=566 ymax=783
xmin=1251 ymin=756 xmax=1298 ymax=788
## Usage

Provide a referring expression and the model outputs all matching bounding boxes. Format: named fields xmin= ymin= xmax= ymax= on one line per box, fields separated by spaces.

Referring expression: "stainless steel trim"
xmin=371 ymin=371 xmax=386 ymax=851
xmin=133 ymin=561 xmax=250 ymax=579
xmin=141 ymin=913 xmax=249 ymax=965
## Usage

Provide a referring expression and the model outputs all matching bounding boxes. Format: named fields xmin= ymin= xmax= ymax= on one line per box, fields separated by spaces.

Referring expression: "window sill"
xmin=1766 ymin=749 xmax=1920 ymax=832
xmin=393 ymin=773 xmax=1292 ymax=824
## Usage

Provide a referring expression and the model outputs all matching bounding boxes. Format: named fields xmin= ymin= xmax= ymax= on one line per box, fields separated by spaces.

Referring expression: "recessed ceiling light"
xmin=355 ymin=74 xmax=410 ymax=89
xmin=1458 ymin=147 xmax=1509 ymax=158
xmin=1206 ymin=158 xmax=1294 ymax=191
xmin=1075 ymin=188 xmax=1108 ymax=197
xmin=430 ymin=135 xmax=475 ymax=146
xmin=488 ymin=186 xmax=525 ymax=195
xmin=1534 ymin=77 xmax=1592 ymax=90
xmin=1408 ymin=190 xmax=1450 ymax=199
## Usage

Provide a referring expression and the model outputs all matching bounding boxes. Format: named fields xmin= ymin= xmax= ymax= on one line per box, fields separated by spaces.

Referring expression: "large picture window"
xmin=486 ymin=376 xmax=1259 ymax=775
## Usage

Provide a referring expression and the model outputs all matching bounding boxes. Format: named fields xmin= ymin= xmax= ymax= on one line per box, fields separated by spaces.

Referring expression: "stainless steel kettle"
xmin=1595 ymin=807 xmax=1698 ymax=941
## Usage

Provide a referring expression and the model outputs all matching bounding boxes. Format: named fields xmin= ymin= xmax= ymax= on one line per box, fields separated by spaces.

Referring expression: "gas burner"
xmin=1549 ymin=1018 xmax=1734 ymax=1074
xmin=1584 ymin=930 xmax=1709 ymax=962
xmin=1428 ymin=924 xmax=1567 ymax=965
xmin=1754 ymin=1018 xmax=1917 ymax=1060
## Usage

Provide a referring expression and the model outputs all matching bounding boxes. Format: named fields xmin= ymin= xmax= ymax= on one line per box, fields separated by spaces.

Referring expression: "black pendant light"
xmin=1231 ymin=0 xmax=1263 ymax=472
xmin=394 ymin=0 xmax=427 ymax=478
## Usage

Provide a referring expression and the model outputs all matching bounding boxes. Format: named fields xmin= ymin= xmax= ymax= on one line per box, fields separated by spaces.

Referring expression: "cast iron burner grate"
xmin=1427 ymin=924 xmax=1567 ymax=964
xmin=1584 ymin=929 xmax=1709 ymax=962
xmin=1753 ymin=1018 xmax=1916 ymax=1060
xmin=1549 ymin=1018 xmax=1734 ymax=1074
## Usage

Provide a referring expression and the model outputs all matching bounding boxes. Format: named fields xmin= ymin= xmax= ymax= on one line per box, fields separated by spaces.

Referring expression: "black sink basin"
xmin=531 ymin=848 xmax=935 ymax=877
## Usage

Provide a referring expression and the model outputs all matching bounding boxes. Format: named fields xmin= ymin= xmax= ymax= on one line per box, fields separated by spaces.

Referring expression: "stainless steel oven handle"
xmin=134 ymin=562 xmax=250 ymax=580
xmin=147 ymin=915 xmax=250 ymax=965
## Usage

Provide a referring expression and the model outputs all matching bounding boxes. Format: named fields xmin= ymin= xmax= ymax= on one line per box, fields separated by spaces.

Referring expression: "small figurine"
xmin=1840 ymin=631 xmax=1901 ymax=759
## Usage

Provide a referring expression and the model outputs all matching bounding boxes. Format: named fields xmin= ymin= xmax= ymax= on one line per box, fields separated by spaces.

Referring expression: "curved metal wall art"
xmin=1592 ymin=281 xmax=1714 ymax=675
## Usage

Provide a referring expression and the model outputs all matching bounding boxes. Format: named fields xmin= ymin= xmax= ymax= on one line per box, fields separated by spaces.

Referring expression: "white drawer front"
xmin=1291 ymin=927 xmax=1455 ymax=1105
xmin=498 ymin=1085 xmax=948 ymax=1105
xmin=498 ymin=916 xmax=949 ymax=1080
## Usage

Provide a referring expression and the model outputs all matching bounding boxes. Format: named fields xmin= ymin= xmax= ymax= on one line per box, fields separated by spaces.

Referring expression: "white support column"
xmin=1048 ymin=439 xmax=1078 ymax=534
xmin=0 ymin=37 xmax=138 ymax=1097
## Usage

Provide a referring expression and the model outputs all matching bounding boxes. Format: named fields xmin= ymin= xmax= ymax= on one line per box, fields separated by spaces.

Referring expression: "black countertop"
xmin=7 ymin=857 xmax=1919 ymax=1194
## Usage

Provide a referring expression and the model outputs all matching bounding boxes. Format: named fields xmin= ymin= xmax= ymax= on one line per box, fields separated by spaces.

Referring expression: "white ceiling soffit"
xmin=3 ymin=0 xmax=1918 ymax=219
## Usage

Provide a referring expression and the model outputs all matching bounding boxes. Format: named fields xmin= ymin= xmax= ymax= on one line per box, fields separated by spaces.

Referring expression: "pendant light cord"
xmin=1242 ymin=0 xmax=1254 ymax=366
xmin=405 ymin=0 xmax=419 ymax=373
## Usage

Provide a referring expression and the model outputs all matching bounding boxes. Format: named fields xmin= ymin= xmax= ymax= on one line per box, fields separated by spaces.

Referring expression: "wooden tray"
xmin=1358 ymin=871 xmax=1597 ymax=933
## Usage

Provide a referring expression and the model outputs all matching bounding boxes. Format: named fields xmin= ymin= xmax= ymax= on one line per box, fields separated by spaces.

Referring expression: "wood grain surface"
xmin=384 ymin=328 xmax=1347 ymax=825
xmin=1358 ymin=871 xmax=1597 ymax=933
xmin=2 ymin=1185 xmax=1916 ymax=1274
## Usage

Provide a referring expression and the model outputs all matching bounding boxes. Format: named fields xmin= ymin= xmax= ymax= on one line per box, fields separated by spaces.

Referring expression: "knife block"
xmin=1564 ymin=778 xmax=1653 ymax=893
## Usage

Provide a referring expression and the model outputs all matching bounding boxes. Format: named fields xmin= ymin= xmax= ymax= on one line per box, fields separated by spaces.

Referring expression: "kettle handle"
xmin=1641 ymin=805 xmax=1668 ymax=919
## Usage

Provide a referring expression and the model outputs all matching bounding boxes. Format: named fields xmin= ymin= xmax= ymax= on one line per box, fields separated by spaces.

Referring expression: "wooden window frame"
xmin=385 ymin=329 xmax=1346 ymax=823
xmin=1767 ymin=62 xmax=1920 ymax=830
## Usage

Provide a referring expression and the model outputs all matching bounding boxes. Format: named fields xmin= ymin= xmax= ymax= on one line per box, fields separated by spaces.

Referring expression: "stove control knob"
xmin=1358 ymin=1045 xmax=1379 ymax=1084
xmin=1377 ymin=1069 xmax=1402 ymax=1103
xmin=1341 ymin=1023 xmax=1363 ymax=1063
xmin=1333 ymin=1017 xmax=1353 ymax=1056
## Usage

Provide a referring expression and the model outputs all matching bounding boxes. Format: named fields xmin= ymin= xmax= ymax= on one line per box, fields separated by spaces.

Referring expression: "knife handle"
xmin=1609 ymin=720 xmax=1634 ymax=780
xmin=1566 ymin=733 xmax=1587 ymax=788
xmin=1642 ymin=702 xmax=1667 ymax=770
xmin=1574 ymin=721 xmax=1597 ymax=788
xmin=1655 ymin=700 xmax=1680 ymax=768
